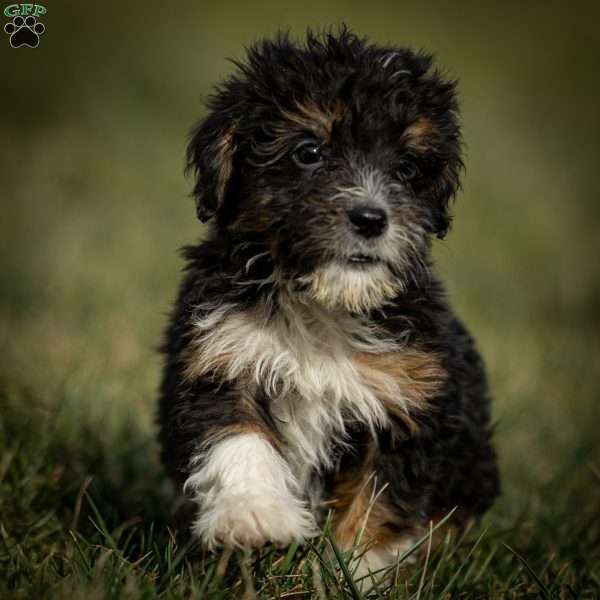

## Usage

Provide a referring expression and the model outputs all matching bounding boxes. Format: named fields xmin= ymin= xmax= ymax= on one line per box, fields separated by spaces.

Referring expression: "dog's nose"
xmin=347 ymin=206 xmax=388 ymax=238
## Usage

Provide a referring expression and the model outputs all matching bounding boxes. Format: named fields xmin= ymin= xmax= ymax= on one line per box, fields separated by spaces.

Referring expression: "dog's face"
xmin=187 ymin=30 xmax=462 ymax=313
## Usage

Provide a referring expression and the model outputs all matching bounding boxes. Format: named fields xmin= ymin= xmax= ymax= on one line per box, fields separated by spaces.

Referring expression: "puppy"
xmin=158 ymin=28 xmax=500 ymax=574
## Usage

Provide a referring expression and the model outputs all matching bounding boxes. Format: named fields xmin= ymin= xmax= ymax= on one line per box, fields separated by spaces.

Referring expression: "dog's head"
xmin=187 ymin=29 xmax=462 ymax=313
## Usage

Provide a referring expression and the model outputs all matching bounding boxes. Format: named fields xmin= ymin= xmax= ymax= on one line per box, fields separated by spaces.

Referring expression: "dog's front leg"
xmin=183 ymin=423 xmax=318 ymax=549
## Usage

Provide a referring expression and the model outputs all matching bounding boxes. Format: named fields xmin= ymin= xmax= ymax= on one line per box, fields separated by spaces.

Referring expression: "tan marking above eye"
xmin=280 ymin=99 xmax=345 ymax=140
xmin=401 ymin=117 xmax=436 ymax=151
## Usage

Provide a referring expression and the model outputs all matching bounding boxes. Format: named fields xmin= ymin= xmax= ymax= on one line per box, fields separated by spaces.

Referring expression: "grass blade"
xmin=503 ymin=544 xmax=553 ymax=600
xmin=328 ymin=535 xmax=364 ymax=600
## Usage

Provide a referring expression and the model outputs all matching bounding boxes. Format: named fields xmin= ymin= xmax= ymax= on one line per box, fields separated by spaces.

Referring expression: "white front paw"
xmin=192 ymin=490 xmax=317 ymax=548
xmin=184 ymin=433 xmax=318 ymax=548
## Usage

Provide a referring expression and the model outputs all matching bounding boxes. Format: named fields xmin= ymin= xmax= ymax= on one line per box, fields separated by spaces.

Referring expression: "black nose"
xmin=347 ymin=206 xmax=388 ymax=238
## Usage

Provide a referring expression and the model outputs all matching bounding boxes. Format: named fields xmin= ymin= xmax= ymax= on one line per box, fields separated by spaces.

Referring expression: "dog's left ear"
xmin=432 ymin=159 xmax=461 ymax=239
xmin=186 ymin=114 xmax=237 ymax=223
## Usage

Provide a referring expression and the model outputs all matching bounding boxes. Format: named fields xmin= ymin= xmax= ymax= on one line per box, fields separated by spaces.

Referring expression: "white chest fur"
xmin=185 ymin=298 xmax=406 ymax=490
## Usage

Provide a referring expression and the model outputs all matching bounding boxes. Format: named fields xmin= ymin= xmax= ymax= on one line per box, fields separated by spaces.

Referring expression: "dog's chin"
xmin=297 ymin=259 xmax=402 ymax=314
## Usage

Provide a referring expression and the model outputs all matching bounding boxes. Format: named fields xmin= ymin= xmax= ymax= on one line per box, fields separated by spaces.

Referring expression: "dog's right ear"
xmin=186 ymin=114 xmax=237 ymax=223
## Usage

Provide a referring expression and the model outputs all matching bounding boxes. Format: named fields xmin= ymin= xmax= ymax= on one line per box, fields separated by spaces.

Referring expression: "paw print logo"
xmin=4 ymin=15 xmax=45 ymax=48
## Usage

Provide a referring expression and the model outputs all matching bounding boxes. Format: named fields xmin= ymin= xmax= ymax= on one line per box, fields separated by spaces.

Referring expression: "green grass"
xmin=1 ymin=1 xmax=599 ymax=597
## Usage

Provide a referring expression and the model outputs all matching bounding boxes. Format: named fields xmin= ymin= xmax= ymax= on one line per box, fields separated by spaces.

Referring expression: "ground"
xmin=1 ymin=1 xmax=599 ymax=598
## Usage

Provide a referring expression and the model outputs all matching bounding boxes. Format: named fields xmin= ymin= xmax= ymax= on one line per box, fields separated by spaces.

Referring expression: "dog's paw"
xmin=184 ymin=433 xmax=318 ymax=548
xmin=191 ymin=490 xmax=317 ymax=548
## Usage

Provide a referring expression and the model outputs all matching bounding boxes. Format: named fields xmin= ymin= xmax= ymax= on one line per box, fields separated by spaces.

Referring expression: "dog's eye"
xmin=292 ymin=142 xmax=323 ymax=168
xmin=396 ymin=157 xmax=420 ymax=182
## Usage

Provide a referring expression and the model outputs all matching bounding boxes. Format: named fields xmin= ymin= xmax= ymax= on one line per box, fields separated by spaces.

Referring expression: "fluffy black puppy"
xmin=158 ymin=28 xmax=499 ymax=574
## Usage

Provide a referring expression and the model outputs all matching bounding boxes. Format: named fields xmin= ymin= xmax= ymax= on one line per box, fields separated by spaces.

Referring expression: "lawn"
xmin=1 ymin=1 xmax=599 ymax=598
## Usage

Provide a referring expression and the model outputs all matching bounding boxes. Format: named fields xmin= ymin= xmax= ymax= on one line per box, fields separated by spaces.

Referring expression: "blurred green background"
xmin=1 ymin=0 xmax=599 ymax=592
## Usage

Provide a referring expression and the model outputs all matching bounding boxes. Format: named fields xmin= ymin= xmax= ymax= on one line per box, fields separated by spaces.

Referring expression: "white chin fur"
xmin=184 ymin=433 xmax=318 ymax=548
xmin=298 ymin=262 xmax=402 ymax=313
